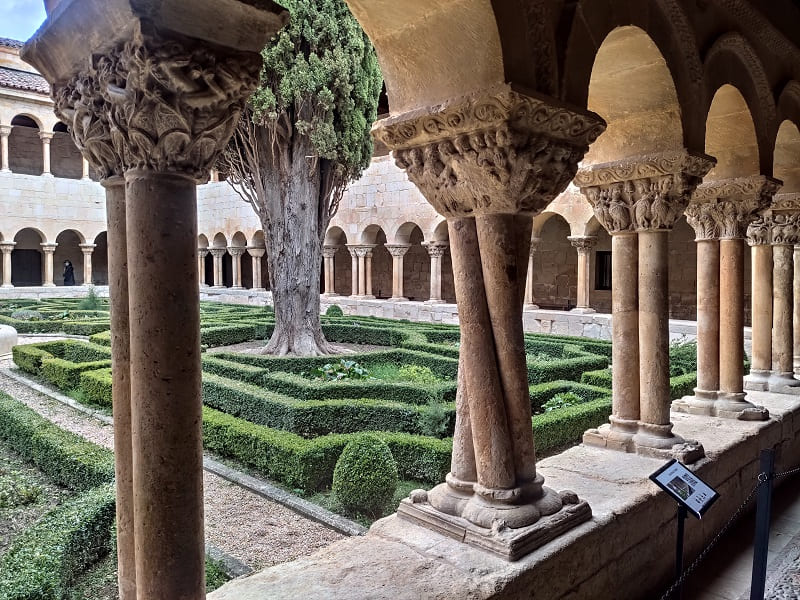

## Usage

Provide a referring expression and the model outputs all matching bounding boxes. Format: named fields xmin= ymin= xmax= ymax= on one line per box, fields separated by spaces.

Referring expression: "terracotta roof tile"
xmin=0 ymin=66 xmax=49 ymax=95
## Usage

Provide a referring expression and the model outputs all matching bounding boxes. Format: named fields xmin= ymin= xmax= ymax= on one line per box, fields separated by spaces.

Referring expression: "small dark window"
xmin=595 ymin=251 xmax=611 ymax=291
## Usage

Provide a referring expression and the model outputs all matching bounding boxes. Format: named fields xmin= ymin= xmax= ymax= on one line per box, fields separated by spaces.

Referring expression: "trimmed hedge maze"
xmin=7 ymin=299 xmax=705 ymax=500
xmin=0 ymin=392 xmax=230 ymax=599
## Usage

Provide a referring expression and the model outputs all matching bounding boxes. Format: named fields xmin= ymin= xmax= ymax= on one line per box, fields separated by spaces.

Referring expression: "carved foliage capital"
xmin=686 ymin=176 xmax=779 ymax=240
xmin=375 ymin=85 xmax=606 ymax=218
xmin=770 ymin=213 xmax=800 ymax=246
xmin=227 ymin=247 xmax=245 ymax=257
xmin=384 ymin=244 xmax=411 ymax=258
xmin=423 ymin=241 xmax=450 ymax=258
xmin=568 ymin=236 xmax=597 ymax=251
xmin=55 ymin=26 xmax=262 ymax=181
xmin=209 ymin=248 xmax=227 ymax=258
xmin=321 ymin=246 xmax=339 ymax=259
xmin=576 ymin=151 xmax=715 ymax=234
xmin=347 ymin=245 xmax=375 ymax=258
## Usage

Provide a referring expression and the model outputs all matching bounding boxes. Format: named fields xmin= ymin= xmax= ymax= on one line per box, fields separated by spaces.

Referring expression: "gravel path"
xmin=0 ymin=354 xmax=344 ymax=570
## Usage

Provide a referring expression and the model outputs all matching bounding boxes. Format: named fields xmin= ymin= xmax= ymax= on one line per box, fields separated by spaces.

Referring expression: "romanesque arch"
xmin=8 ymin=114 xmax=43 ymax=176
xmin=12 ymin=227 xmax=44 ymax=286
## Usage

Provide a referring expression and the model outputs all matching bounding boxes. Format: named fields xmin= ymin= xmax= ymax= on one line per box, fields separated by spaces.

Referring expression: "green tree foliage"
xmin=251 ymin=0 xmax=381 ymax=180
xmin=221 ymin=0 xmax=382 ymax=356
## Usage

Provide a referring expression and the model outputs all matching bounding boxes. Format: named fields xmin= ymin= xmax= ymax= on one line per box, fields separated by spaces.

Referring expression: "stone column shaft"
xmin=610 ymin=233 xmax=640 ymax=429
xmin=126 ymin=171 xmax=204 ymax=598
xmin=424 ymin=242 xmax=448 ymax=303
xmin=718 ymin=239 xmax=745 ymax=396
xmin=229 ymin=248 xmax=244 ymax=289
xmin=349 ymin=249 xmax=358 ymax=297
xmin=386 ymin=245 xmax=410 ymax=300
xmin=322 ymin=246 xmax=337 ymax=296
xmin=637 ymin=230 xmax=671 ymax=429
xmin=0 ymin=125 xmax=10 ymax=172
xmin=0 ymin=242 xmax=16 ymax=287
xmin=569 ymin=236 xmax=597 ymax=313
xmin=197 ymin=249 xmax=208 ymax=286
xmin=41 ymin=243 xmax=57 ymax=286
xmin=523 ymin=241 xmax=539 ymax=308
xmin=82 ymin=158 xmax=90 ymax=180
xmin=39 ymin=131 xmax=53 ymax=176
xmin=695 ymin=239 xmax=720 ymax=397
xmin=749 ymin=244 xmax=773 ymax=380
xmin=795 ymin=245 xmax=800 ymax=375
xmin=248 ymin=248 xmax=266 ymax=291
xmin=103 ymin=177 xmax=136 ymax=600
xmin=210 ymin=249 xmax=225 ymax=288
xmin=80 ymin=243 xmax=95 ymax=285
xmin=357 ymin=254 xmax=366 ymax=296
xmin=772 ymin=244 xmax=796 ymax=380
xmin=365 ymin=252 xmax=374 ymax=298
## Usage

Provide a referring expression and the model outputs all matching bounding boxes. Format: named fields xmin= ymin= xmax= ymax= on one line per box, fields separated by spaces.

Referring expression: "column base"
xmin=582 ymin=417 xmax=638 ymax=453
xmin=523 ymin=303 xmax=539 ymax=310
xmin=0 ymin=168 xmax=10 ymax=174
xmin=0 ymin=284 xmax=12 ymax=288
xmin=321 ymin=292 xmax=339 ymax=298
xmin=570 ymin=307 xmax=595 ymax=314
xmin=42 ymin=283 xmax=56 ymax=288
xmin=768 ymin=372 xmax=800 ymax=394
xmin=231 ymin=286 xmax=244 ymax=290
xmin=252 ymin=287 xmax=266 ymax=292
xmin=744 ymin=370 xmax=771 ymax=392
xmin=41 ymin=173 xmax=53 ymax=178
xmin=672 ymin=391 xmax=769 ymax=420
xmin=425 ymin=299 xmax=445 ymax=304
xmin=586 ymin=421 xmax=704 ymax=463
xmin=390 ymin=296 xmax=409 ymax=302
xmin=211 ymin=285 xmax=225 ymax=289
xmin=397 ymin=487 xmax=591 ymax=562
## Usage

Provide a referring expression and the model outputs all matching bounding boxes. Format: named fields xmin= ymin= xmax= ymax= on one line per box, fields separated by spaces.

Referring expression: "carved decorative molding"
xmin=55 ymin=26 xmax=262 ymax=181
xmin=771 ymin=214 xmax=800 ymax=246
xmin=575 ymin=151 xmax=715 ymax=233
xmin=197 ymin=248 xmax=209 ymax=257
xmin=321 ymin=246 xmax=339 ymax=259
xmin=423 ymin=241 xmax=449 ymax=258
xmin=771 ymin=192 xmax=800 ymax=214
xmin=568 ymin=236 xmax=597 ymax=251
xmin=209 ymin=248 xmax=227 ymax=258
xmin=385 ymin=244 xmax=411 ymax=258
xmin=347 ymin=244 xmax=375 ymax=258
xmin=373 ymin=85 xmax=606 ymax=217
xmin=746 ymin=216 xmax=771 ymax=246
xmin=685 ymin=176 xmax=780 ymax=239
xmin=227 ymin=247 xmax=245 ymax=257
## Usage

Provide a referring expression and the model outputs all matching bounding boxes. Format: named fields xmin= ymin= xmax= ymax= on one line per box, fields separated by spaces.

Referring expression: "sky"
xmin=1 ymin=0 xmax=47 ymax=43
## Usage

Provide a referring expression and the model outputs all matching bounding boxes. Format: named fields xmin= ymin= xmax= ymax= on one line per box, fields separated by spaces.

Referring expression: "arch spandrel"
xmin=561 ymin=0 xmax=704 ymax=152
xmin=345 ymin=0 xmax=505 ymax=114
xmin=702 ymin=33 xmax=777 ymax=175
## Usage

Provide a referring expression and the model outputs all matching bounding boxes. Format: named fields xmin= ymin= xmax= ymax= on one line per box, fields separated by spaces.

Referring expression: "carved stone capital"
xmin=568 ymin=236 xmax=597 ymax=252
xmin=0 ymin=125 xmax=11 ymax=138
xmin=574 ymin=151 xmax=715 ymax=234
xmin=373 ymin=84 xmax=606 ymax=218
xmin=423 ymin=241 xmax=450 ymax=258
xmin=685 ymin=176 xmax=780 ymax=240
xmin=347 ymin=244 xmax=375 ymax=258
xmin=321 ymin=245 xmax=339 ymax=259
xmin=40 ymin=243 xmax=58 ymax=253
xmin=209 ymin=248 xmax=227 ymax=258
xmin=38 ymin=131 xmax=54 ymax=143
xmin=771 ymin=192 xmax=800 ymax=215
xmin=227 ymin=247 xmax=245 ymax=258
xmin=771 ymin=214 xmax=800 ymax=246
xmin=198 ymin=248 xmax=209 ymax=258
xmin=747 ymin=216 xmax=772 ymax=246
xmin=54 ymin=25 xmax=262 ymax=181
xmin=79 ymin=243 xmax=97 ymax=254
xmin=247 ymin=247 xmax=266 ymax=259
xmin=385 ymin=244 xmax=411 ymax=258
xmin=0 ymin=242 xmax=17 ymax=253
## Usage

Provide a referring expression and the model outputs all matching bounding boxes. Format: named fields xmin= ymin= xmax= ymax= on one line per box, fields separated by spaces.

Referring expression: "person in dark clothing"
xmin=63 ymin=260 xmax=75 ymax=286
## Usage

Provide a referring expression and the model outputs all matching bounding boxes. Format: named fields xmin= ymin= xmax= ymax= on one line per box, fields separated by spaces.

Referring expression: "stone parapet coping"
xmin=209 ymin=390 xmax=800 ymax=599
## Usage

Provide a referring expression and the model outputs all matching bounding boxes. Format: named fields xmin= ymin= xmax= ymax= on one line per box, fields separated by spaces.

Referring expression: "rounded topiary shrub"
xmin=325 ymin=304 xmax=344 ymax=317
xmin=332 ymin=435 xmax=398 ymax=516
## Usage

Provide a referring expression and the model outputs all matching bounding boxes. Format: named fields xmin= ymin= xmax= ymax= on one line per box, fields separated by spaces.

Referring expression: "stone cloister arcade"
xmin=15 ymin=0 xmax=800 ymax=598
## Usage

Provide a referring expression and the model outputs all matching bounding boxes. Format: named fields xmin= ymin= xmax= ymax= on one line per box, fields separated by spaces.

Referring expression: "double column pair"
xmin=372 ymin=85 xmax=606 ymax=559
xmin=25 ymin=2 xmax=287 ymax=597
xmin=673 ymin=177 xmax=777 ymax=419
xmin=574 ymin=152 xmax=714 ymax=462
xmin=745 ymin=196 xmax=800 ymax=393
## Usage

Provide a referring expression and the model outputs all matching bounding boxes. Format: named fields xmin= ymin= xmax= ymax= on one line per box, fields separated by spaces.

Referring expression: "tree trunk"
xmin=261 ymin=133 xmax=333 ymax=356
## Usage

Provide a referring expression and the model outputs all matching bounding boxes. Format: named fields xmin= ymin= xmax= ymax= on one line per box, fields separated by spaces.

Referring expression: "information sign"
xmin=650 ymin=459 xmax=719 ymax=519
